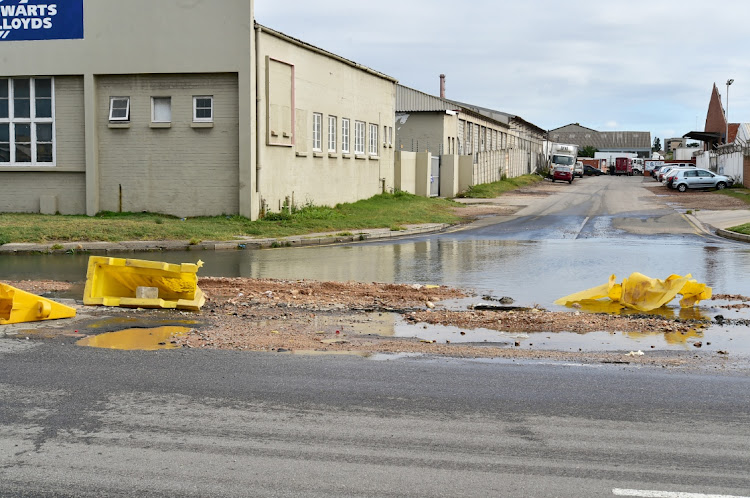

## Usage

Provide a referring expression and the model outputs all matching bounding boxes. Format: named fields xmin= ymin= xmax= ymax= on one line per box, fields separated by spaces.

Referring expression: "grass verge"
xmin=729 ymin=223 xmax=750 ymax=235
xmin=0 ymin=191 xmax=465 ymax=244
xmin=717 ymin=185 xmax=750 ymax=206
xmin=455 ymin=174 xmax=543 ymax=198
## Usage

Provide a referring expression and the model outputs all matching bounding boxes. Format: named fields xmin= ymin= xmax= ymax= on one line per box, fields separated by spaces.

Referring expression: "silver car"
xmin=670 ymin=169 xmax=732 ymax=192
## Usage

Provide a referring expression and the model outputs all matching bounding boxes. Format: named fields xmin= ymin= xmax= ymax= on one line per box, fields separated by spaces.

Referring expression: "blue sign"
xmin=0 ymin=0 xmax=83 ymax=42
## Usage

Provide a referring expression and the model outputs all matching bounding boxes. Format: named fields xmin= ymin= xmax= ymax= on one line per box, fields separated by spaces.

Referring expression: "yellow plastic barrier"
xmin=0 ymin=282 xmax=76 ymax=325
xmin=555 ymin=272 xmax=711 ymax=312
xmin=83 ymin=257 xmax=205 ymax=311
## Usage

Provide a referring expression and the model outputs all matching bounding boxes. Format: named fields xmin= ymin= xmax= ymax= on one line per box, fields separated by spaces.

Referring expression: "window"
xmin=328 ymin=116 xmax=337 ymax=152
xmin=0 ymin=77 xmax=55 ymax=165
xmin=388 ymin=126 xmax=393 ymax=146
xmin=341 ymin=118 xmax=350 ymax=153
xmin=354 ymin=121 xmax=365 ymax=154
xmin=368 ymin=123 xmax=378 ymax=155
xmin=193 ymin=96 xmax=213 ymax=122
xmin=151 ymin=97 xmax=171 ymax=123
xmin=109 ymin=97 xmax=130 ymax=121
xmin=312 ymin=113 xmax=322 ymax=151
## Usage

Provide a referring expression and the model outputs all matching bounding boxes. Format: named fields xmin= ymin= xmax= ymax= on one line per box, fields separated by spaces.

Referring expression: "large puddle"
xmin=76 ymin=326 xmax=191 ymax=350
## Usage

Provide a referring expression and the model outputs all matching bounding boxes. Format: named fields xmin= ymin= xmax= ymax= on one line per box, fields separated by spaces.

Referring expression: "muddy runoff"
xmin=8 ymin=277 xmax=746 ymax=368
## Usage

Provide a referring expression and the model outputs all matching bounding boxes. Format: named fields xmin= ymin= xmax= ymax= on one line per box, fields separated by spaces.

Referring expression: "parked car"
xmin=573 ymin=161 xmax=584 ymax=178
xmin=583 ymin=164 xmax=603 ymax=176
xmin=670 ymin=169 xmax=732 ymax=192
xmin=552 ymin=166 xmax=573 ymax=183
xmin=663 ymin=168 xmax=687 ymax=188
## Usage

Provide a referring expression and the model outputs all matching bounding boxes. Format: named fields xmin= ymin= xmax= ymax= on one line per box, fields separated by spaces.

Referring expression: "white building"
xmin=0 ymin=0 xmax=396 ymax=219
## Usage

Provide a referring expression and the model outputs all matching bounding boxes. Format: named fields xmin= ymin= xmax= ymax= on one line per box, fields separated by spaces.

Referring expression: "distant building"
xmin=666 ymin=138 xmax=686 ymax=153
xmin=548 ymin=123 xmax=651 ymax=158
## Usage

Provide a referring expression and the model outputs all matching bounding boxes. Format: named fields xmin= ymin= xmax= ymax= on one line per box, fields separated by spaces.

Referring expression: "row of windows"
xmin=312 ymin=113 xmax=392 ymax=156
xmin=108 ymin=95 xmax=214 ymax=123
xmin=0 ymin=77 xmax=54 ymax=164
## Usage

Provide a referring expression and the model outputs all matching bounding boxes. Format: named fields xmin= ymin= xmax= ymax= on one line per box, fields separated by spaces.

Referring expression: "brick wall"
xmin=96 ymin=74 xmax=240 ymax=217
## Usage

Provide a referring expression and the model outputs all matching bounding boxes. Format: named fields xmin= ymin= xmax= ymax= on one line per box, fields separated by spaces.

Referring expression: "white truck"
xmin=548 ymin=143 xmax=579 ymax=171
xmin=594 ymin=152 xmax=644 ymax=175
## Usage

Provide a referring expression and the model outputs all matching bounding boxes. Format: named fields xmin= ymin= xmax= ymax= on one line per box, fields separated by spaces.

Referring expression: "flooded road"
xmin=1 ymin=176 xmax=749 ymax=352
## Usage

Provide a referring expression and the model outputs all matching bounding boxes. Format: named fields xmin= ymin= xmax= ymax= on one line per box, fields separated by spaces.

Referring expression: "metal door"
xmin=430 ymin=156 xmax=440 ymax=197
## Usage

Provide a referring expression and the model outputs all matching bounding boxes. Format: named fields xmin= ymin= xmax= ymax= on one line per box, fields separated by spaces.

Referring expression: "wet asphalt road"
xmin=1 ymin=341 xmax=750 ymax=497
xmin=2 ymin=175 xmax=750 ymax=497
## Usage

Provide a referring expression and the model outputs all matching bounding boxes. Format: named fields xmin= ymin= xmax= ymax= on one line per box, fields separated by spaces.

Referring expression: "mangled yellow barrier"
xmin=0 ymin=282 xmax=76 ymax=325
xmin=83 ymin=256 xmax=205 ymax=311
xmin=554 ymin=272 xmax=712 ymax=312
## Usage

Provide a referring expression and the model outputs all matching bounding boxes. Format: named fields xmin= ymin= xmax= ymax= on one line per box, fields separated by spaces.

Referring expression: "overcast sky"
xmin=256 ymin=0 xmax=750 ymax=147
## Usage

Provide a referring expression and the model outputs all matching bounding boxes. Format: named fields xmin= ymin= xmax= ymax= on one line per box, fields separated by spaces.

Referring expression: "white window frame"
xmin=354 ymin=120 xmax=365 ymax=155
xmin=109 ymin=96 xmax=130 ymax=122
xmin=368 ymin=123 xmax=378 ymax=156
xmin=0 ymin=77 xmax=56 ymax=166
xmin=328 ymin=115 xmax=337 ymax=152
xmin=312 ymin=112 xmax=322 ymax=152
xmin=341 ymin=118 xmax=350 ymax=153
xmin=193 ymin=95 xmax=213 ymax=122
xmin=151 ymin=96 xmax=172 ymax=123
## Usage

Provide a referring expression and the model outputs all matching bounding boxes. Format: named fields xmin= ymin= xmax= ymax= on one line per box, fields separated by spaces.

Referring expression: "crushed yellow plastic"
xmin=83 ymin=256 xmax=205 ymax=311
xmin=0 ymin=282 xmax=76 ymax=325
xmin=555 ymin=272 xmax=712 ymax=312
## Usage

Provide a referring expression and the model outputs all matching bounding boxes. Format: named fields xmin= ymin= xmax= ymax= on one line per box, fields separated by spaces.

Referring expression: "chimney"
xmin=439 ymin=74 xmax=446 ymax=99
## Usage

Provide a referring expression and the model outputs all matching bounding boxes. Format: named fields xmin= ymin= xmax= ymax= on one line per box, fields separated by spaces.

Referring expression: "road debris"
xmin=555 ymin=272 xmax=712 ymax=312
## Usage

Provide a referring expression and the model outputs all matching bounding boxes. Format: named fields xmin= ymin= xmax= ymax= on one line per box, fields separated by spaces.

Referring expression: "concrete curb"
xmin=715 ymin=228 xmax=750 ymax=243
xmin=0 ymin=223 xmax=450 ymax=255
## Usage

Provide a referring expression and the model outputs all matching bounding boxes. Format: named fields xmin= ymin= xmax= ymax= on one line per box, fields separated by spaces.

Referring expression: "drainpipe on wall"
xmin=255 ymin=25 xmax=262 ymax=197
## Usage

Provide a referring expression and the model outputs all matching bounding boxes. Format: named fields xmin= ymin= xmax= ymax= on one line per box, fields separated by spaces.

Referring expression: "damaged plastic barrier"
xmin=83 ymin=256 xmax=205 ymax=311
xmin=554 ymin=272 xmax=712 ymax=312
xmin=0 ymin=282 xmax=76 ymax=325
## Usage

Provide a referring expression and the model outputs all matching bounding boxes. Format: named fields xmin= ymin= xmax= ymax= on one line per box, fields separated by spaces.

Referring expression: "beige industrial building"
xmin=0 ymin=0 xmax=396 ymax=219
xmin=395 ymin=84 xmax=547 ymax=194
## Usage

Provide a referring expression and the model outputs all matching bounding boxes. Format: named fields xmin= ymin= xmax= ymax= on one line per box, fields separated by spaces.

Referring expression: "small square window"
xmin=152 ymin=97 xmax=171 ymax=123
xmin=109 ymin=97 xmax=130 ymax=121
xmin=193 ymin=96 xmax=213 ymax=122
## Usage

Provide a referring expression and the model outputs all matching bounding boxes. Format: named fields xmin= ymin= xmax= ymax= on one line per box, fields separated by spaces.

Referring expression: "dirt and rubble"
xmin=5 ymin=277 xmax=746 ymax=368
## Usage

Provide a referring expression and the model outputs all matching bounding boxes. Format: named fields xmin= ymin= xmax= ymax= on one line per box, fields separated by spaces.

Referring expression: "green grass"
xmin=455 ymin=174 xmax=543 ymax=198
xmin=0 ymin=191 xmax=465 ymax=244
xmin=717 ymin=185 xmax=750 ymax=206
xmin=729 ymin=223 xmax=750 ymax=235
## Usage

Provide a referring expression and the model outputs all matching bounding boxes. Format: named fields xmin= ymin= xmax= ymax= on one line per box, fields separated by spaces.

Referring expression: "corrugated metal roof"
xmin=396 ymin=85 xmax=510 ymax=129
xmin=396 ymin=85 xmax=459 ymax=112
xmin=549 ymin=123 xmax=651 ymax=149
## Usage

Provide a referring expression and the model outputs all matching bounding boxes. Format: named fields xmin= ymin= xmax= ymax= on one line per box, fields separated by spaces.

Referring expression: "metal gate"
xmin=430 ymin=156 xmax=440 ymax=197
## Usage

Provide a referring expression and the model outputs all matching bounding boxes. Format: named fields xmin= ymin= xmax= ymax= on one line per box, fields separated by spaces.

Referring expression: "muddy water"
xmin=2 ymin=236 xmax=749 ymax=303
xmin=76 ymin=326 xmax=192 ymax=350
xmin=2 ymin=234 xmax=750 ymax=353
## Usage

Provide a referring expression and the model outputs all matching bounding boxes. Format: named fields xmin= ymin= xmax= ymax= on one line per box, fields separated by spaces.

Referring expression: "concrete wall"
xmin=717 ymin=151 xmax=743 ymax=184
xmin=256 ymin=28 xmax=396 ymax=213
xmin=395 ymin=151 xmax=417 ymax=193
xmin=415 ymin=152 xmax=431 ymax=197
xmin=96 ymin=74 xmax=240 ymax=216
xmin=458 ymin=156 xmax=474 ymax=193
xmin=439 ymin=155 xmax=459 ymax=198
xmin=395 ymin=112 xmax=446 ymax=154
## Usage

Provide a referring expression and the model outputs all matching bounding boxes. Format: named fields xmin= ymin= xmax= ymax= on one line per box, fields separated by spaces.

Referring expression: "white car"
xmin=670 ymin=169 xmax=732 ymax=192
xmin=573 ymin=161 xmax=584 ymax=178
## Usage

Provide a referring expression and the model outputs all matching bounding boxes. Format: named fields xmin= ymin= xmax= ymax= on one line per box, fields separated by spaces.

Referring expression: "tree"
xmin=579 ymin=145 xmax=597 ymax=157
xmin=652 ymin=137 xmax=661 ymax=152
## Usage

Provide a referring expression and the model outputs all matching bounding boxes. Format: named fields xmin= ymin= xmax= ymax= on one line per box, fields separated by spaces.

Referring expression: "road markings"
xmin=573 ymin=216 xmax=590 ymax=238
xmin=613 ymin=488 xmax=749 ymax=498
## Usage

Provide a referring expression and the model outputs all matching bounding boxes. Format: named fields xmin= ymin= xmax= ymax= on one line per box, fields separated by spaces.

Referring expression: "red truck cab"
xmin=615 ymin=157 xmax=633 ymax=176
